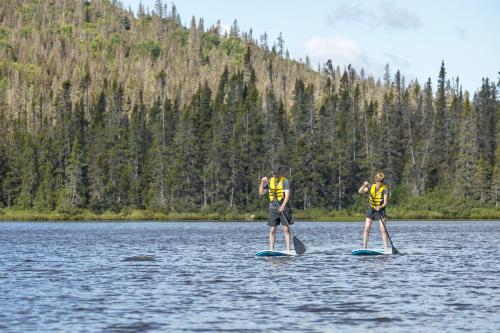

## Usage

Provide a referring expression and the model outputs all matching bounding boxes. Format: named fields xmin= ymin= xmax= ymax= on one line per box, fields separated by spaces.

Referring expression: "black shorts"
xmin=268 ymin=207 xmax=294 ymax=226
xmin=365 ymin=207 xmax=386 ymax=221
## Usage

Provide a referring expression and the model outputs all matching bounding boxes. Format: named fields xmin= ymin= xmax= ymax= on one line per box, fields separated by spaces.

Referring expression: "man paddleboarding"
xmin=259 ymin=165 xmax=293 ymax=254
xmin=358 ymin=172 xmax=389 ymax=252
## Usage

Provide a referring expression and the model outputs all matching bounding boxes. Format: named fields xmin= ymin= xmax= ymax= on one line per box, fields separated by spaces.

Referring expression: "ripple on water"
xmin=123 ymin=255 xmax=155 ymax=262
xmin=0 ymin=221 xmax=499 ymax=332
xmin=104 ymin=321 xmax=162 ymax=333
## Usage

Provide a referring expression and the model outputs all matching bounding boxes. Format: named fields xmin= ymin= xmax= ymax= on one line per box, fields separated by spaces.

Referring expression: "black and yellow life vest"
xmin=369 ymin=184 xmax=385 ymax=208
xmin=269 ymin=176 xmax=285 ymax=203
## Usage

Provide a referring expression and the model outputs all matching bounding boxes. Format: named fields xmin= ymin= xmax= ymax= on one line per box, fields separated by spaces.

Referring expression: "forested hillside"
xmin=0 ymin=0 xmax=498 ymax=219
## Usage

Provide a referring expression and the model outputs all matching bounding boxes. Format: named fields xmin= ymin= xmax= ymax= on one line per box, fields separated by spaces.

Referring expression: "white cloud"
xmin=327 ymin=3 xmax=366 ymax=25
xmin=377 ymin=1 xmax=422 ymax=30
xmin=328 ymin=1 xmax=422 ymax=30
xmin=302 ymin=35 xmax=369 ymax=69
xmin=384 ymin=53 xmax=412 ymax=70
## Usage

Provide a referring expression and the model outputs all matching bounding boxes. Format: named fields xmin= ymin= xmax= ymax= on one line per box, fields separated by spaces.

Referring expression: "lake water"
xmin=0 ymin=221 xmax=499 ymax=332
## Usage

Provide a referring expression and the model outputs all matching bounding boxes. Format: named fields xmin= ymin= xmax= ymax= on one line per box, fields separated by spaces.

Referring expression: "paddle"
xmin=281 ymin=210 xmax=306 ymax=255
xmin=380 ymin=215 xmax=399 ymax=254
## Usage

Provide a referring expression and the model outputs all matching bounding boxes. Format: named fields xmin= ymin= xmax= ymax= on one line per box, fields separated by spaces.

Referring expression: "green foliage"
xmin=0 ymin=27 xmax=8 ymax=40
xmin=121 ymin=16 xmax=131 ymax=31
xmin=106 ymin=33 xmax=121 ymax=56
xmin=20 ymin=27 xmax=31 ymax=38
xmin=170 ymin=28 xmax=188 ymax=46
xmin=203 ymin=32 xmax=220 ymax=50
xmin=221 ymin=37 xmax=245 ymax=65
xmin=83 ymin=22 xmax=98 ymax=37
xmin=136 ymin=40 xmax=162 ymax=60
xmin=0 ymin=27 xmax=10 ymax=49
xmin=12 ymin=62 xmax=40 ymax=82
xmin=56 ymin=23 xmax=74 ymax=36
xmin=91 ymin=35 xmax=104 ymax=55
xmin=0 ymin=77 xmax=7 ymax=94
xmin=19 ymin=2 xmax=38 ymax=21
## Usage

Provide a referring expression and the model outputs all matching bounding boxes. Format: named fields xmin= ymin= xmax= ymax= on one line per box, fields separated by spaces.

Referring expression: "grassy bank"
xmin=0 ymin=207 xmax=498 ymax=221
xmin=0 ymin=208 xmax=262 ymax=222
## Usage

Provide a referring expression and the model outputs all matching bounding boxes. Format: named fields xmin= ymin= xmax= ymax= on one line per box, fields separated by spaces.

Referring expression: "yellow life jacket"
xmin=269 ymin=176 xmax=285 ymax=203
xmin=369 ymin=184 xmax=385 ymax=208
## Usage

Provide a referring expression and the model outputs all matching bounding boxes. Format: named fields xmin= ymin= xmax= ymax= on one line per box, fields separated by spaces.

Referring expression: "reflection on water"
xmin=0 ymin=221 xmax=499 ymax=332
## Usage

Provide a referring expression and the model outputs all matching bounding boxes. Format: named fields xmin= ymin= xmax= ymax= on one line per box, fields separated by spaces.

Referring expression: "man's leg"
xmin=363 ymin=218 xmax=373 ymax=249
xmin=269 ymin=226 xmax=277 ymax=251
xmin=283 ymin=225 xmax=291 ymax=254
xmin=379 ymin=219 xmax=389 ymax=252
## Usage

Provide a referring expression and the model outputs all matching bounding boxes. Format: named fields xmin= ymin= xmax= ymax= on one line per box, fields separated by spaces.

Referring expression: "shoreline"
xmin=0 ymin=208 xmax=498 ymax=222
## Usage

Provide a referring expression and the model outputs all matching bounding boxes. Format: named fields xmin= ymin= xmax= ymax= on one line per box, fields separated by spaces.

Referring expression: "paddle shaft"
xmin=380 ymin=214 xmax=399 ymax=254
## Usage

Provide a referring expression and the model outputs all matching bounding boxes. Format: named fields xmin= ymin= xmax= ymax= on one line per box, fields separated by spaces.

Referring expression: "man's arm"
xmin=358 ymin=181 xmax=369 ymax=194
xmin=259 ymin=177 xmax=268 ymax=196
xmin=380 ymin=193 xmax=389 ymax=209
xmin=278 ymin=190 xmax=290 ymax=212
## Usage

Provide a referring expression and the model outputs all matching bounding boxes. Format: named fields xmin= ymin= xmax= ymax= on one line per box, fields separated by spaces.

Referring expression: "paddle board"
xmin=256 ymin=250 xmax=291 ymax=257
xmin=351 ymin=249 xmax=387 ymax=256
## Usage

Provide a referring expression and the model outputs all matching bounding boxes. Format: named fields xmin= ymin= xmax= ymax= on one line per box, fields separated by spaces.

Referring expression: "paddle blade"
xmin=392 ymin=247 xmax=399 ymax=255
xmin=293 ymin=236 xmax=306 ymax=255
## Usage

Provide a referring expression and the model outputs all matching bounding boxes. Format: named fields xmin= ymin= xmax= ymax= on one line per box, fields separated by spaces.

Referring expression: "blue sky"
xmin=121 ymin=0 xmax=499 ymax=93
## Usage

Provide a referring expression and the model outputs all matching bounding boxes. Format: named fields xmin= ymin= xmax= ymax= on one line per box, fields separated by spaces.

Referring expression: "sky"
xmin=121 ymin=0 xmax=500 ymax=93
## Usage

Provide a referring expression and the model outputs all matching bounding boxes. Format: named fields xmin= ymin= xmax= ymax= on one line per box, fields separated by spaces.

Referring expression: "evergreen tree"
xmin=474 ymin=79 xmax=497 ymax=202
xmin=57 ymin=136 xmax=86 ymax=212
xmin=334 ymin=71 xmax=355 ymax=209
xmin=87 ymin=87 xmax=108 ymax=212
xmin=239 ymin=69 xmax=265 ymax=207
xmin=290 ymin=80 xmax=316 ymax=209
xmin=128 ymin=102 xmax=149 ymax=209
xmin=33 ymin=123 xmax=57 ymax=211
xmin=10 ymin=131 xmax=38 ymax=209
xmin=455 ymin=95 xmax=479 ymax=201
xmin=428 ymin=61 xmax=448 ymax=186
xmin=422 ymin=78 xmax=437 ymax=191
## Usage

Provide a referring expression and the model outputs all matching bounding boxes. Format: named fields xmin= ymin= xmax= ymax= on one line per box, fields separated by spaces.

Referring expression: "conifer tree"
xmin=474 ymin=79 xmax=497 ymax=202
xmin=128 ymin=102 xmax=149 ymax=209
xmin=33 ymin=121 xmax=57 ymax=211
xmin=429 ymin=61 xmax=448 ymax=185
xmin=455 ymin=95 xmax=479 ymax=200
xmin=87 ymin=87 xmax=108 ymax=212
xmin=10 ymin=131 xmax=38 ymax=209
xmin=57 ymin=136 xmax=86 ymax=211
xmin=290 ymin=80 xmax=316 ymax=209
xmin=334 ymin=71 xmax=354 ymax=208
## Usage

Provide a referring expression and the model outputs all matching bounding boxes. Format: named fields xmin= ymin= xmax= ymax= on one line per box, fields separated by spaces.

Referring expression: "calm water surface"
xmin=0 ymin=221 xmax=499 ymax=332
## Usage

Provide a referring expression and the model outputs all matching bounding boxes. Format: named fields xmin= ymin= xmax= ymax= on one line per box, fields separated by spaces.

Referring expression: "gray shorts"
xmin=268 ymin=207 xmax=294 ymax=226
xmin=365 ymin=207 xmax=386 ymax=221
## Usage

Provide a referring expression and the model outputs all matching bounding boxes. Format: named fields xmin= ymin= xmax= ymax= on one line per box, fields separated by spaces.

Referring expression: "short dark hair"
xmin=272 ymin=165 xmax=281 ymax=175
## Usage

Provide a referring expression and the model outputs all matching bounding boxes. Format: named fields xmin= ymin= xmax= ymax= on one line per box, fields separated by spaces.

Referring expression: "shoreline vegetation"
xmin=1 ymin=207 xmax=498 ymax=222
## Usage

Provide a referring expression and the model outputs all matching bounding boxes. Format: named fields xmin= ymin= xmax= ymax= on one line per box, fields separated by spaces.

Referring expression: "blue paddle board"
xmin=352 ymin=249 xmax=387 ymax=256
xmin=256 ymin=250 xmax=291 ymax=257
